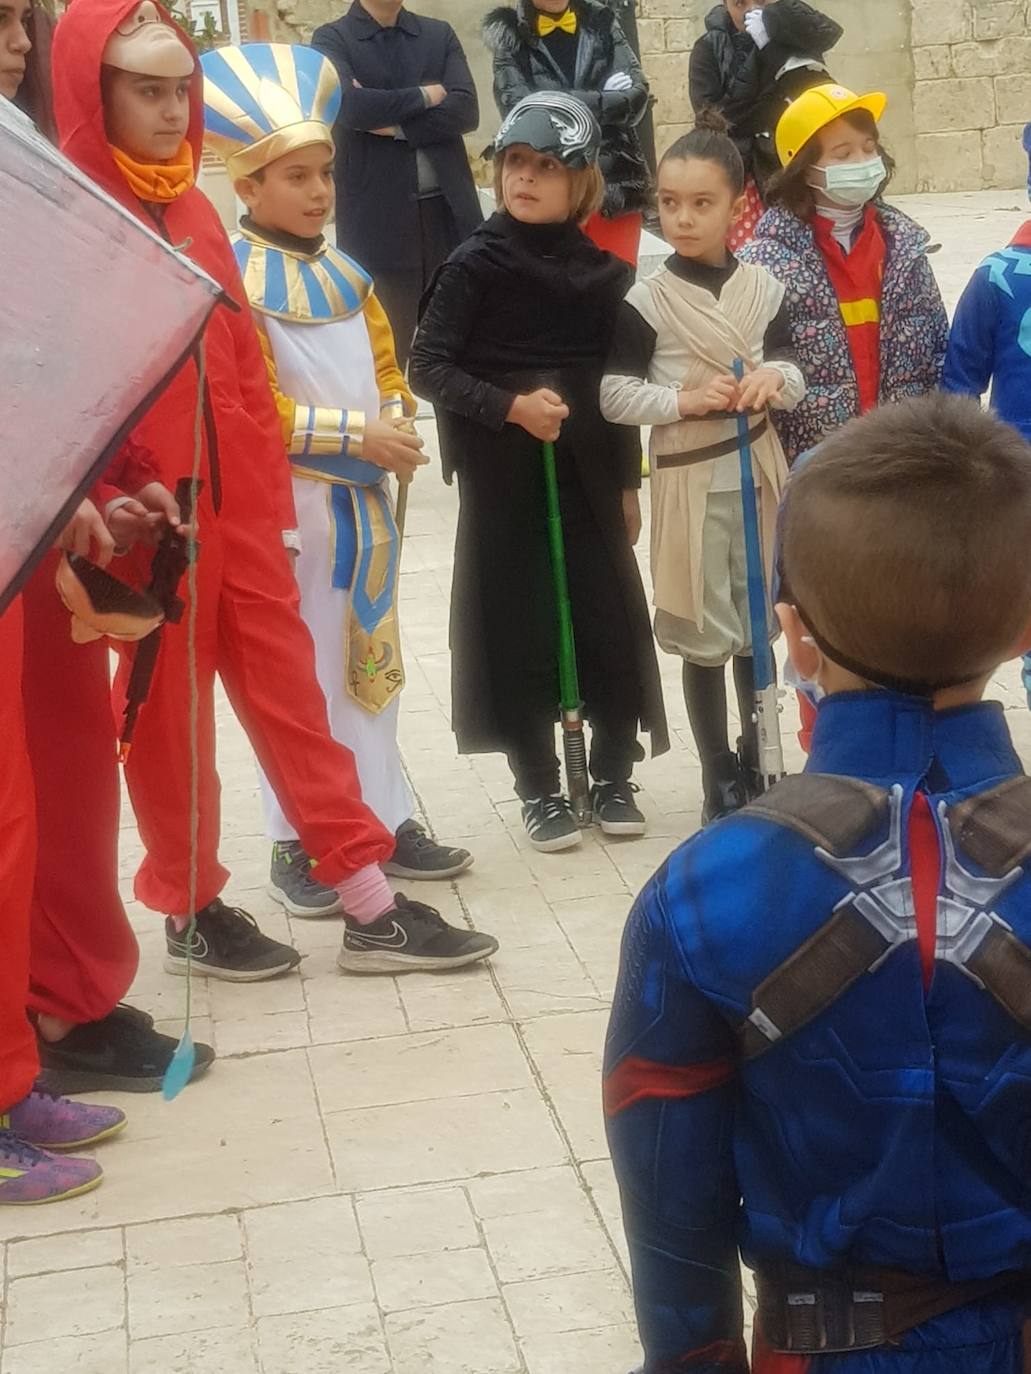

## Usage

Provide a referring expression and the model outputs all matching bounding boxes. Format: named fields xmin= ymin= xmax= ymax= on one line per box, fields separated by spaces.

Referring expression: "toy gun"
xmin=733 ymin=358 xmax=784 ymax=790
xmin=119 ymin=476 xmax=202 ymax=762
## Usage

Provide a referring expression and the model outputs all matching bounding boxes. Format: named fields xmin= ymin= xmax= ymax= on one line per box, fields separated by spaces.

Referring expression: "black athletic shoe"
xmin=382 ymin=820 xmax=474 ymax=881
xmin=336 ymin=895 xmax=498 ymax=974
xmin=106 ymin=1003 xmax=155 ymax=1030
xmin=701 ymin=752 xmax=748 ymax=825
xmin=521 ymin=795 xmax=582 ymax=853
xmin=35 ymin=1012 xmax=214 ymax=1095
xmin=268 ymin=841 xmax=342 ymax=917
xmin=165 ymin=900 xmax=301 ymax=982
xmin=591 ymin=781 xmax=647 ymax=837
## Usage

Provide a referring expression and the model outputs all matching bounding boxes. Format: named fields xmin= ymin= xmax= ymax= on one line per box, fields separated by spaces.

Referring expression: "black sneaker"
xmin=382 ymin=820 xmax=474 ymax=881
xmin=591 ymin=781 xmax=647 ymax=837
xmin=36 ymin=1011 xmax=215 ymax=1095
xmin=521 ymin=795 xmax=582 ymax=853
xmin=268 ymin=841 xmax=342 ymax=917
xmin=165 ymin=899 xmax=302 ymax=982
xmin=336 ymin=895 xmax=499 ymax=974
xmin=701 ymin=752 xmax=748 ymax=825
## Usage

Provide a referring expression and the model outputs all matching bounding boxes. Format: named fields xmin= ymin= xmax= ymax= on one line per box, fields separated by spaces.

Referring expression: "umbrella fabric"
xmin=0 ymin=96 xmax=222 ymax=612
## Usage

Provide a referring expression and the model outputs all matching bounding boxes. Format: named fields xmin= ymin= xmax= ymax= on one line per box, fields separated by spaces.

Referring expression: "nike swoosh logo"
xmin=348 ymin=920 xmax=408 ymax=950
xmin=168 ymin=932 xmax=209 ymax=959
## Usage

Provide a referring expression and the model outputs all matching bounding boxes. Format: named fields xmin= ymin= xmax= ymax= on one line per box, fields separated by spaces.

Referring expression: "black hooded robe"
xmin=410 ymin=212 xmax=669 ymax=779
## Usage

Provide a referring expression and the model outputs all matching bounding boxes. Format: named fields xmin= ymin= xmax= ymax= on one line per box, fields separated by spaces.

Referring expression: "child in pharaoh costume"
xmin=201 ymin=43 xmax=475 ymax=914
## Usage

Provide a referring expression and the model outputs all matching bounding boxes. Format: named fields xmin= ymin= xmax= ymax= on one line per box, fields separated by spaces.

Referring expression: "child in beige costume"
xmin=602 ymin=113 xmax=804 ymax=823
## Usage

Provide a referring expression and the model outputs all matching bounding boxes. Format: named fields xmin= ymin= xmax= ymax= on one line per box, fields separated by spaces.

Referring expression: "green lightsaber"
xmin=541 ymin=439 xmax=591 ymax=826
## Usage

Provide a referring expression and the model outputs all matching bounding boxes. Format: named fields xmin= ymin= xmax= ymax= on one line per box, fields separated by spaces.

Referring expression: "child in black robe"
xmin=410 ymin=92 xmax=668 ymax=853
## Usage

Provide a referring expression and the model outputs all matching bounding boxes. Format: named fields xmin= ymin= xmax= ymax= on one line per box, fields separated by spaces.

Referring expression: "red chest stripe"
xmin=603 ymin=1054 xmax=735 ymax=1118
xmin=908 ymin=790 xmax=941 ymax=991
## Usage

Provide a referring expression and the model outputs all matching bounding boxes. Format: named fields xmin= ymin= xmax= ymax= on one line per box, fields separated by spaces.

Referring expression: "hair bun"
xmin=694 ymin=107 xmax=731 ymax=137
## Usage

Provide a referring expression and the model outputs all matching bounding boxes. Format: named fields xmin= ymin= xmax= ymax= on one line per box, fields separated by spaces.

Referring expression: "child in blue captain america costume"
xmin=606 ymin=394 xmax=1031 ymax=1374
xmin=943 ymin=121 xmax=1031 ymax=709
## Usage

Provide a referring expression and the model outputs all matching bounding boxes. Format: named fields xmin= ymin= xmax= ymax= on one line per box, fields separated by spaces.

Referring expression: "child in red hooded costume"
xmin=50 ymin=0 xmax=498 ymax=980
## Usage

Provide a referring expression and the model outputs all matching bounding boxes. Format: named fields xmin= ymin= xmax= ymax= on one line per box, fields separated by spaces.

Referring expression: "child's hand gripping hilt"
xmin=119 ymin=477 xmax=204 ymax=762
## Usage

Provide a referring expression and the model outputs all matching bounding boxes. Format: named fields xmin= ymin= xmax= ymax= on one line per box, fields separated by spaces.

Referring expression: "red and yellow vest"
xmin=813 ymin=206 xmax=886 ymax=414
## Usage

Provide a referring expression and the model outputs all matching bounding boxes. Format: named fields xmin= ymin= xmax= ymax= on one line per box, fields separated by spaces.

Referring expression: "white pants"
xmin=259 ymin=479 xmax=414 ymax=843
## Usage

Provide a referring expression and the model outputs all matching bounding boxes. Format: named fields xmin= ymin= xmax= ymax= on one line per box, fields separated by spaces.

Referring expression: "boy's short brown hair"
xmin=781 ymin=394 xmax=1031 ymax=693
xmin=493 ymin=149 xmax=604 ymax=225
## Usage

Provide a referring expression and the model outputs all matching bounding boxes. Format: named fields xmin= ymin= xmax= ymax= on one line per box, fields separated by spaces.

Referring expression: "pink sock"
xmin=336 ymin=865 xmax=396 ymax=925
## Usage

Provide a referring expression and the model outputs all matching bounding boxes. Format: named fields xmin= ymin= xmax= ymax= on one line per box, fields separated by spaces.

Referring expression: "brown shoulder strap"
xmin=947 ymin=776 xmax=1031 ymax=877
xmin=742 ymin=774 xmax=891 ymax=855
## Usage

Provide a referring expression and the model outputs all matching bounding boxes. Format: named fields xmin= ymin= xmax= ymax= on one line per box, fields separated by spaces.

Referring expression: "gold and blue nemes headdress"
xmin=201 ymin=43 xmax=341 ymax=179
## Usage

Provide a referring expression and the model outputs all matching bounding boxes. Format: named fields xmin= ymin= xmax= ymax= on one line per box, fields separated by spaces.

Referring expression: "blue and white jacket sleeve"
xmin=942 ymin=267 xmax=998 ymax=400
xmin=604 ymin=879 xmax=747 ymax=1374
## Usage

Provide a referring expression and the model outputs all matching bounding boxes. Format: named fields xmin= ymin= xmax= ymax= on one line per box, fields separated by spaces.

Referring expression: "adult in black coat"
xmin=312 ymin=0 xmax=484 ymax=366
xmin=483 ymin=0 xmax=651 ymax=262
xmin=689 ymin=0 xmax=842 ymax=189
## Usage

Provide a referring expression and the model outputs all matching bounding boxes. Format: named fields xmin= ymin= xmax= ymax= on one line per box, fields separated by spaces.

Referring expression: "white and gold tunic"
xmin=235 ymin=223 xmax=417 ymax=834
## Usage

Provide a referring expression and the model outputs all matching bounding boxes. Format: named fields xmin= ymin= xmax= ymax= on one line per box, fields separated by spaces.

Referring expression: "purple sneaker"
xmin=4 ymin=1089 xmax=126 ymax=1151
xmin=0 ymin=1130 xmax=102 ymax=1205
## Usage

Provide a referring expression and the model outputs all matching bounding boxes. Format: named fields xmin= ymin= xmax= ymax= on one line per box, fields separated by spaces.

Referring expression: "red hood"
xmin=52 ymin=0 xmax=203 ymax=216
xmin=1011 ymin=220 xmax=1031 ymax=251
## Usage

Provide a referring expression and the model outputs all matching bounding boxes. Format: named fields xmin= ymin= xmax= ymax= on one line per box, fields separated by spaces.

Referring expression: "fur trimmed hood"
xmin=482 ymin=0 xmax=652 ymax=217
xmin=483 ymin=0 xmax=618 ymax=53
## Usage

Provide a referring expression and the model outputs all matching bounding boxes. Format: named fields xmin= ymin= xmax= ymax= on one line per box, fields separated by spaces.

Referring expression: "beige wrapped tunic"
xmin=601 ymin=260 xmax=804 ymax=662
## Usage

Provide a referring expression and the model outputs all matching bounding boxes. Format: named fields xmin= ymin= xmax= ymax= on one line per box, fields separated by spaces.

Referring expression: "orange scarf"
xmin=111 ymin=141 xmax=195 ymax=203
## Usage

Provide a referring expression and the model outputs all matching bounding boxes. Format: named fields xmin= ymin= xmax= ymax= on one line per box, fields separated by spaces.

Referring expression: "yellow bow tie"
xmin=538 ymin=9 xmax=577 ymax=36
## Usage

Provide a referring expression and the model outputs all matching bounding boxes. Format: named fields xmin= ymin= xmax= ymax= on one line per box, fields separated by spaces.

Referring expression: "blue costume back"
xmin=605 ymin=692 xmax=1031 ymax=1373
xmin=943 ymin=225 xmax=1031 ymax=443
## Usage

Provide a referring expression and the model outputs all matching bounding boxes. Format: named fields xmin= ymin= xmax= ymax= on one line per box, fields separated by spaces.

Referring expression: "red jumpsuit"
xmin=22 ymin=553 xmax=139 ymax=1023
xmin=22 ymin=441 xmax=161 ymax=1024
xmin=0 ymin=600 xmax=40 ymax=1111
xmin=52 ymin=0 xmax=394 ymax=918
xmin=22 ymin=441 xmax=155 ymax=1024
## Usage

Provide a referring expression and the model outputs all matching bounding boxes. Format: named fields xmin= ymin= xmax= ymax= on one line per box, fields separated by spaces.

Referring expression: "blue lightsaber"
xmin=734 ymin=357 xmax=783 ymax=788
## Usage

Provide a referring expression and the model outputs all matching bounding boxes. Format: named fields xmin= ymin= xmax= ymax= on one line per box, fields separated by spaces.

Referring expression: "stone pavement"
xmin=3 ymin=190 xmax=1031 ymax=1374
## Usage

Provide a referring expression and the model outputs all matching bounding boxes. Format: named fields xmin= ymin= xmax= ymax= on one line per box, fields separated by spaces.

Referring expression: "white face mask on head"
xmin=809 ymin=155 xmax=886 ymax=208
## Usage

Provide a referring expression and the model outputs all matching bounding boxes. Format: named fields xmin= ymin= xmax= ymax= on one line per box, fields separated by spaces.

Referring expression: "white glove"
xmin=603 ymin=70 xmax=634 ymax=92
xmin=744 ymin=7 xmax=771 ymax=47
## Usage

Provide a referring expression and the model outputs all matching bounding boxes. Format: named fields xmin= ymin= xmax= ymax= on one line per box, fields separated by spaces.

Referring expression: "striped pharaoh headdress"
xmin=201 ymin=43 xmax=341 ymax=179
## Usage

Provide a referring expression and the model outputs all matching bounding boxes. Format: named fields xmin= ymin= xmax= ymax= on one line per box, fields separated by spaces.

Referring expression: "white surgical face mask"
xmin=809 ymin=155 xmax=886 ymax=208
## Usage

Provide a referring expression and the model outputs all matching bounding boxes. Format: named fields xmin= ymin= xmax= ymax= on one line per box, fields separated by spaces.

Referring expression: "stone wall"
xmin=638 ymin=0 xmax=1029 ymax=192
xmin=242 ymin=0 xmax=1029 ymax=193
xmin=910 ymin=0 xmax=1030 ymax=190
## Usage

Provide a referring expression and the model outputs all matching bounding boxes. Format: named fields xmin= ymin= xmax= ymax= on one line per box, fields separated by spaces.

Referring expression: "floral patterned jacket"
xmin=739 ymin=202 xmax=949 ymax=461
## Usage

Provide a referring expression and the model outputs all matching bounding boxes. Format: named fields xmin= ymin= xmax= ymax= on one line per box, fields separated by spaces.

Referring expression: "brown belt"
xmin=654 ymin=416 xmax=768 ymax=471
xmin=755 ymin=1261 xmax=1028 ymax=1354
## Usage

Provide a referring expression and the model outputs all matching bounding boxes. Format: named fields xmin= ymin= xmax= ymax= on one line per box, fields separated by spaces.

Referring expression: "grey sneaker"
xmin=382 ymin=821 xmax=474 ymax=881
xmin=337 ymin=895 xmax=498 ymax=974
xmin=165 ymin=901 xmax=301 ymax=982
xmin=521 ymin=796 xmax=582 ymax=853
xmin=591 ymin=781 xmax=647 ymax=837
xmin=268 ymin=842 xmax=342 ymax=917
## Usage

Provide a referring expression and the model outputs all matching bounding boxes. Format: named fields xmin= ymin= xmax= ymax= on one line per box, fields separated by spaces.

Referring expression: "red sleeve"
xmin=209 ymin=226 xmax=298 ymax=532
xmin=92 ymin=433 xmax=160 ymax=508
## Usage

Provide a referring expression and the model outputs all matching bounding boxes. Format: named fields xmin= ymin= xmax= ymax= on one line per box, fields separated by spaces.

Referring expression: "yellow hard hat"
xmin=775 ymin=83 xmax=888 ymax=167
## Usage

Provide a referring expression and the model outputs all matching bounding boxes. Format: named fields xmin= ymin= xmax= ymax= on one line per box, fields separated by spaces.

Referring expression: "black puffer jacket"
xmin=688 ymin=0 xmax=842 ymax=185
xmin=483 ymin=0 xmax=651 ymax=217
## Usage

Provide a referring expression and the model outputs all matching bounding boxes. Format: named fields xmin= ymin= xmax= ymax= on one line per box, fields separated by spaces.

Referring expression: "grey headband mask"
xmin=493 ymin=92 xmax=602 ymax=169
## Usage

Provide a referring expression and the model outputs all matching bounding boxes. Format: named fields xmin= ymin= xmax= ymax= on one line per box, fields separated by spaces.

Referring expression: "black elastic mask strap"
xmin=793 ymin=602 xmax=985 ymax=698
